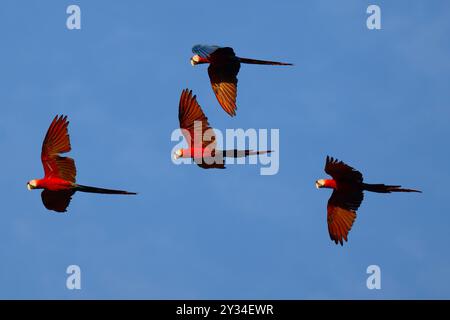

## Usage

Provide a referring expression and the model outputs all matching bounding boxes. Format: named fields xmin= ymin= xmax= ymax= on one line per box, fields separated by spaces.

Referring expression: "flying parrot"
xmin=316 ymin=156 xmax=421 ymax=246
xmin=27 ymin=115 xmax=136 ymax=213
xmin=173 ymin=89 xmax=271 ymax=169
xmin=190 ymin=44 xmax=292 ymax=117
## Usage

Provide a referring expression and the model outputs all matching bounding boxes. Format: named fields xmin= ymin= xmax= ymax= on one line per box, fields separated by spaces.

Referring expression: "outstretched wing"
xmin=192 ymin=45 xmax=240 ymax=117
xmin=41 ymin=115 xmax=76 ymax=183
xmin=325 ymin=156 xmax=363 ymax=183
xmin=327 ymin=189 xmax=363 ymax=245
xmin=208 ymin=60 xmax=240 ymax=117
xmin=41 ymin=189 xmax=75 ymax=213
xmin=178 ymin=89 xmax=216 ymax=150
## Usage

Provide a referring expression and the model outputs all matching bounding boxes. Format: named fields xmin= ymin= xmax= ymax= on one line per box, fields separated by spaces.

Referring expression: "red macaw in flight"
xmin=190 ymin=44 xmax=292 ymax=117
xmin=316 ymin=156 xmax=421 ymax=246
xmin=173 ymin=89 xmax=271 ymax=169
xmin=27 ymin=115 xmax=136 ymax=213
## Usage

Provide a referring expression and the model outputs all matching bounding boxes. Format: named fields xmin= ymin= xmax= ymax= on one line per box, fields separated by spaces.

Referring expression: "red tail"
xmin=363 ymin=183 xmax=421 ymax=193
xmin=238 ymin=57 xmax=293 ymax=66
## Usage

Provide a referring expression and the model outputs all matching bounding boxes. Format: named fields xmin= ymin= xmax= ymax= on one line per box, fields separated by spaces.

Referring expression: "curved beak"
xmin=315 ymin=181 xmax=320 ymax=189
xmin=190 ymin=58 xmax=196 ymax=66
xmin=173 ymin=153 xmax=179 ymax=161
xmin=27 ymin=183 xmax=33 ymax=191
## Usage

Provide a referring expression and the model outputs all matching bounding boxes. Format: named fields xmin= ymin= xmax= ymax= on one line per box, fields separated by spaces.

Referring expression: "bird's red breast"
xmin=34 ymin=177 xmax=75 ymax=191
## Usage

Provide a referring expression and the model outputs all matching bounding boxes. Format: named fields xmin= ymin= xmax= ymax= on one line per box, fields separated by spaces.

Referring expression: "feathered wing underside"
xmin=178 ymin=89 xmax=224 ymax=169
xmin=325 ymin=156 xmax=363 ymax=183
xmin=51 ymin=157 xmax=76 ymax=182
xmin=193 ymin=46 xmax=240 ymax=117
xmin=178 ymin=89 xmax=216 ymax=150
xmin=41 ymin=189 xmax=75 ymax=213
xmin=327 ymin=189 xmax=363 ymax=245
xmin=327 ymin=204 xmax=356 ymax=246
xmin=208 ymin=61 xmax=240 ymax=117
xmin=324 ymin=156 xmax=364 ymax=245
xmin=41 ymin=115 xmax=76 ymax=183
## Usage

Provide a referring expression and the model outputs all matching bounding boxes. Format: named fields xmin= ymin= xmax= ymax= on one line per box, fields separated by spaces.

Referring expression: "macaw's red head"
xmin=190 ymin=54 xmax=207 ymax=66
xmin=173 ymin=148 xmax=184 ymax=160
xmin=315 ymin=179 xmax=336 ymax=189
xmin=27 ymin=179 xmax=38 ymax=191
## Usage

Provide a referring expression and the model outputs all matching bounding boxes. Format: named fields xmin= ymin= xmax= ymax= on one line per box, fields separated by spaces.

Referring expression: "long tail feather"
xmin=363 ymin=183 xmax=421 ymax=193
xmin=246 ymin=150 xmax=273 ymax=156
xmin=76 ymin=184 xmax=137 ymax=195
xmin=223 ymin=150 xmax=273 ymax=158
xmin=238 ymin=57 xmax=293 ymax=66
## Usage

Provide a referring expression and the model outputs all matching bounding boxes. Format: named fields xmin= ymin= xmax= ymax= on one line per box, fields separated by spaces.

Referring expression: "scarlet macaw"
xmin=27 ymin=115 xmax=136 ymax=212
xmin=190 ymin=45 xmax=292 ymax=117
xmin=316 ymin=156 xmax=421 ymax=245
xmin=173 ymin=89 xmax=271 ymax=169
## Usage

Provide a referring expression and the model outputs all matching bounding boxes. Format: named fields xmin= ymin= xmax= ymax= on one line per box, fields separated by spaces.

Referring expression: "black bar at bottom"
xmin=0 ymin=300 xmax=447 ymax=318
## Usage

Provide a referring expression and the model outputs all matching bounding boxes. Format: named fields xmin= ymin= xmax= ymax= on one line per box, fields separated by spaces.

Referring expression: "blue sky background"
xmin=0 ymin=0 xmax=449 ymax=299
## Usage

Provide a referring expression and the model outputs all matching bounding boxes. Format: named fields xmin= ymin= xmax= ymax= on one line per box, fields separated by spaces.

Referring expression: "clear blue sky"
xmin=0 ymin=0 xmax=449 ymax=299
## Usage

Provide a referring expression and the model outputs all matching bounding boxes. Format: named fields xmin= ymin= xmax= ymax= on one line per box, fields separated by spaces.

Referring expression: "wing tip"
xmin=332 ymin=236 xmax=347 ymax=246
xmin=181 ymin=88 xmax=196 ymax=101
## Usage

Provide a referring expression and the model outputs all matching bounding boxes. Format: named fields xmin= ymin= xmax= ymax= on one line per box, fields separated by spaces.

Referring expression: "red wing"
xmin=41 ymin=115 xmax=76 ymax=183
xmin=327 ymin=205 xmax=356 ymax=246
xmin=178 ymin=89 xmax=216 ymax=150
xmin=41 ymin=189 xmax=75 ymax=213
xmin=325 ymin=156 xmax=363 ymax=183
xmin=326 ymin=189 xmax=363 ymax=245
xmin=208 ymin=60 xmax=240 ymax=117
